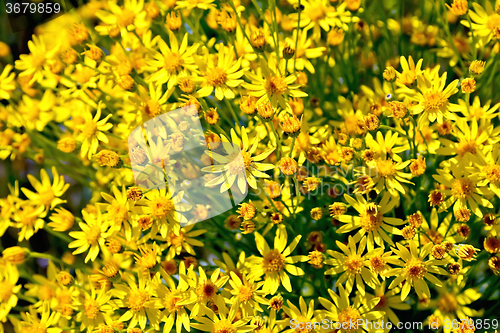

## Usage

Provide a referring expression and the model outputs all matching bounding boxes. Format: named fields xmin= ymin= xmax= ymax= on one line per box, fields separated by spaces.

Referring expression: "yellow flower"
xmin=368 ymin=281 xmax=411 ymax=326
xmin=21 ymin=166 xmax=70 ymax=211
xmin=283 ymin=28 xmax=326 ymax=73
xmin=191 ymin=295 xmax=255 ymax=333
xmin=112 ymin=274 xmax=161 ymax=330
xmin=0 ymin=264 xmax=21 ymax=322
xmin=142 ymin=189 xmax=191 ymax=238
xmin=160 ymin=224 xmax=206 ymax=259
xmin=396 ymin=55 xmax=423 ymax=86
xmin=281 ymin=297 xmax=318 ymax=333
xmin=463 ymin=1 xmax=500 ymax=43
xmin=19 ymin=302 xmax=63 ymax=333
xmin=153 ymin=264 xmax=195 ymax=333
xmin=227 ymin=272 xmax=267 ymax=316
xmin=68 ymin=209 xmax=110 ymax=263
xmin=386 ymin=241 xmax=448 ymax=300
xmin=433 ymin=161 xmax=493 ymax=217
xmin=325 ymin=236 xmax=377 ymax=296
xmin=175 ymin=0 xmax=216 ymax=10
xmin=317 ymin=285 xmax=384 ymax=333
xmin=0 ymin=65 xmax=16 ymax=100
xmin=13 ymin=202 xmax=47 ymax=242
xmin=147 ymin=31 xmax=199 ymax=89
xmin=76 ymin=283 xmax=113 ymax=332
xmin=202 ymin=126 xmax=275 ymax=192
xmin=247 ymin=224 xmax=308 ymax=294
xmin=412 ymin=73 xmax=460 ymax=128
xmin=184 ymin=266 xmax=229 ymax=317
xmin=76 ymin=103 xmax=113 ymax=159
xmin=243 ymin=58 xmax=308 ymax=110
xmin=337 ymin=192 xmax=406 ymax=251
xmin=14 ymin=35 xmax=59 ymax=85
xmin=450 ymin=96 xmax=500 ymax=121
xmin=196 ymin=45 xmax=246 ymax=100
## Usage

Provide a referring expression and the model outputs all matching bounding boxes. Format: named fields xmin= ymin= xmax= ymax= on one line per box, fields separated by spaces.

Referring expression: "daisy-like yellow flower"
xmin=159 ymin=224 xmax=206 ymax=259
xmin=21 ymin=166 xmax=69 ymax=212
xmin=396 ymin=55 xmax=423 ymax=86
xmin=75 ymin=284 xmax=113 ymax=332
xmin=0 ymin=65 xmax=16 ymax=100
xmin=14 ymin=34 xmax=59 ymax=84
xmin=0 ymin=264 xmax=21 ymax=322
xmin=247 ymin=224 xmax=308 ymax=294
xmin=386 ymin=241 xmax=447 ymax=301
xmin=191 ymin=295 xmax=255 ymax=333
xmin=112 ymin=273 xmax=161 ymax=330
xmin=462 ymin=1 xmax=500 ymax=43
xmin=142 ymin=189 xmax=191 ymax=238
xmin=243 ymin=58 xmax=308 ymax=110
xmin=473 ymin=145 xmax=500 ymax=198
xmin=436 ymin=118 xmax=490 ymax=165
xmin=317 ymin=285 xmax=384 ymax=333
xmin=213 ymin=252 xmax=248 ymax=278
xmin=365 ymin=156 xmax=414 ymax=195
xmin=418 ymin=278 xmax=483 ymax=333
xmin=196 ymin=45 xmax=245 ymax=100
xmin=364 ymin=130 xmax=410 ymax=162
xmin=227 ymin=272 xmax=267 ymax=316
xmin=68 ymin=209 xmax=110 ymax=263
xmin=147 ymin=31 xmax=199 ymax=89
xmin=412 ymin=73 xmax=460 ymax=128
xmin=77 ymin=103 xmax=113 ymax=159
xmin=95 ymin=0 xmax=146 ymax=32
xmin=283 ymin=29 xmax=326 ymax=74
xmin=202 ymin=127 xmax=275 ymax=192
xmin=153 ymin=264 xmax=196 ymax=333
xmin=450 ymin=96 xmax=500 ymax=121
xmin=433 ymin=161 xmax=493 ymax=217
xmin=184 ymin=266 xmax=229 ymax=317
xmin=13 ymin=202 xmax=47 ymax=242
xmin=368 ymin=281 xmax=411 ymax=326
xmin=281 ymin=297 xmax=317 ymax=333
xmin=337 ymin=192 xmax=405 ymax=251
xmin=175 ymin=0 xmax=216 ymax=10
xmin=325 ymin=236 xmax=377 ymax=296
xmin=19 ymin=302 xmax=62 ymax=333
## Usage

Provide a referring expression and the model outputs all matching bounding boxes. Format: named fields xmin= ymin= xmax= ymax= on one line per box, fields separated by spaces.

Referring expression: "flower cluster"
xmin=1 ymin=0 xmax=500 ymax=332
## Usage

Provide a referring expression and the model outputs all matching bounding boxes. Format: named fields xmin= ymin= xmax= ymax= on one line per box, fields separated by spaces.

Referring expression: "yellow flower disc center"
xmin=117 ymin=9 xmax=136 ymax=27
xmin=405 ymin=258 xmax=427 ymax=279
xmin=437 ymin=293 xmax=458 ymax=313
xmin=127 ymin=290 xmax=150 ymax=311
xmin=452 ymin=178 xmax=474 ymax=199
xmin=110 ymin=203 xmax=128 ymax=225
xmin=265 ymin=75 xmax=288 ymax=96
xmin=84 ymin=299 xmax=100 ymax=319
xmin=344 ymin=254 xmax=364 ymax=274
xmin=212 ymin=319 xmax=236 ymax=333
xmin=168 ymin=230 xmax=185 ymax=246
xmin=145 ymin=100 xmax=160 ymax=117
xmin=164 ymin=52 xmax=184 ymax=73
xmin=237 ymin=285 xmax=253 ymax=303
xmin=360 ymin=212 xmax=383 ymax=232
xmin=423 ymin=90 xmax=448 ymax=112
xmin=263 ymin=249 xmax=286 ymax=273
xmin=85 ymin=226 xmax=101 ymax=244
xmin=456 ymin=140 xmax=477 ymax=156
xmin=150 ymin=196 xmax=174 ymax=219
xmin=485 ymin=164 xmax=500 ymax=183
xmin=338 ymin=307 xmax=361 ymax=333
xmin=206 ymin=66 xmax=228 ymax=87
xmin=376 ymin=159 xmax=396 ymax=177
xmin=294 ymin=316 xmax=313 ymax=333
xmin=163 ymin=294 xmax=184 ymax=313
xmin=369 ymin=255 xmax=386 ymax=273
xmin=486 ymin=14 xmax=500 ymax=30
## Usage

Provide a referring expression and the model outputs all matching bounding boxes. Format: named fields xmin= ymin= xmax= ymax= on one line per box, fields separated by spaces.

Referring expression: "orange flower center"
xmin=84 ymin=299 xmax=100 ymax=319
xmin=405 ymin=258 xmax=427 ymax=279
xmin=338 ymin=307 xmax=361 ymax=332
xmin=237 ymin=285 xmax=253 ymax=303
xmin=485 ymin=164 xmax=500 ymax=183
xmin=456 ymin=140 xmax=477 ymax=156
xmin=423 ymin=90 xmax=448 ymax=112
xmin=344 ymin=254 xmax=364 ymax=274
xmin=164 ymin=52 xmax=183 ymax=73
xmin=265 ymin=75 xmax=288 ymax=95
xmin=212 ymin=319 xmax=236 ymax=333
xmin=437 ymin=293 xmax=458 ymax=313
xmin=263 ymin=249 xmax=286 ymax=273
xmin=127 ymin=290 xmax=150 ymax=311
xmin=206 ymin=66 xmax=228 ymax=87
xmin=376 ymin=159 xmax=396 ymax=177
xmin=452 ymin=178 xmax=474 ymax=199
xmin=149 ymin=196 xmax=174 ymax=219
